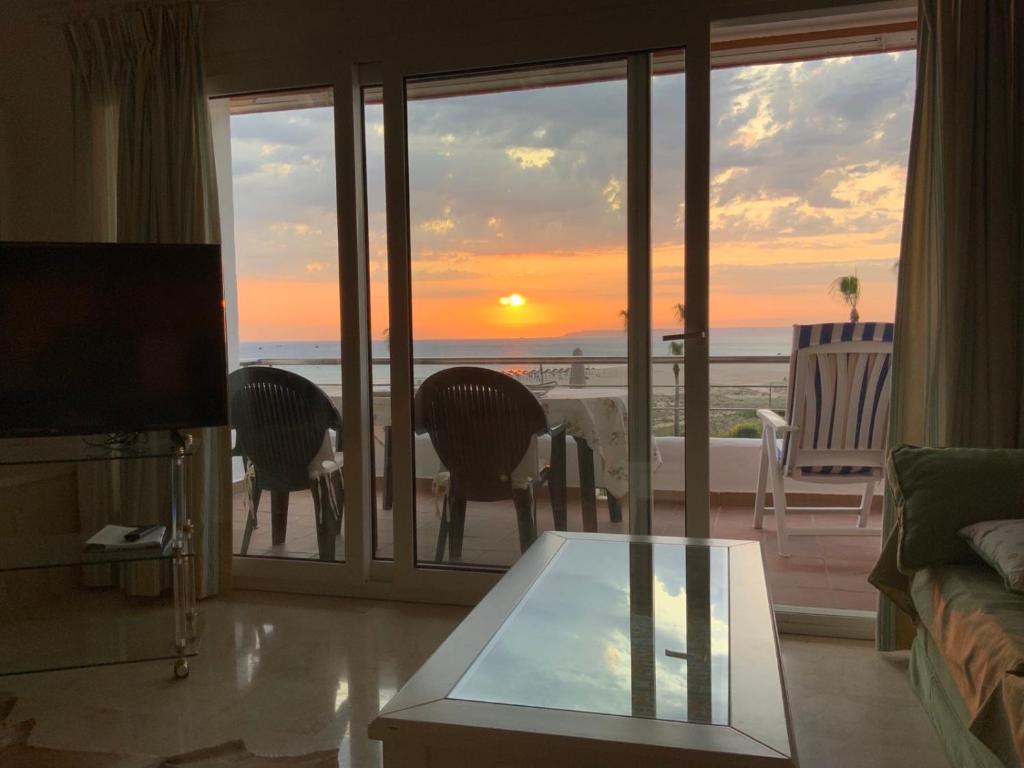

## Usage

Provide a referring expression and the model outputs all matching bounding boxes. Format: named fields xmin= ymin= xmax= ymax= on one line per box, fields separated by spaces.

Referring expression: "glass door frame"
xmin=214 ymin=13 xmax=716 ymax=602
xmin=209 ymin=3 xmax=914 ymax=639
xmin=375 ymin=32 xmax=713 ymax=598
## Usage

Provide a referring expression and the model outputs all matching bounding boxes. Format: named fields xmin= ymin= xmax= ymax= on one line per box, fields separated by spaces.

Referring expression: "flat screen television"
xmin=0 ymin=242 xmax=228 ymax=438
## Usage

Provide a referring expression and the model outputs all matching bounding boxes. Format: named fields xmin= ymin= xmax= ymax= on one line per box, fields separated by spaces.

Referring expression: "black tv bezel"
xmin=0 ymin=240 xmax=230 ymax=439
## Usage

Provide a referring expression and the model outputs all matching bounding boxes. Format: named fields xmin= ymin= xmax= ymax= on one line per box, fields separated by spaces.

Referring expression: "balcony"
xmin=231 ymin=355 xmax=882 ymax=612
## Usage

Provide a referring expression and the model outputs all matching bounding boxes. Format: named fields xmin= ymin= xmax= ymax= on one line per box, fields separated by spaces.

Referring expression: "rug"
xmin=159 ymin=741 xmax=337 ymax=767
xmin=0 ymin=695 xmax=337 ymax=768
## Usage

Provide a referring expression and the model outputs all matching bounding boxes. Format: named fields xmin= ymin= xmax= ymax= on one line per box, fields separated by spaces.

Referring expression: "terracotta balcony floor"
xmin=232 ymin=487 xmax=881 ymax=612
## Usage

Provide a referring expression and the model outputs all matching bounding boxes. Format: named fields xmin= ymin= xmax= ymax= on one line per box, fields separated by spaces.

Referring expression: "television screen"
xmin=0 ymin=242 xmax=228 ymax=437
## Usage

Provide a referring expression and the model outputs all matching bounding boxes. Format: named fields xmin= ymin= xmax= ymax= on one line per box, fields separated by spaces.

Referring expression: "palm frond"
xmin=829 ymin=274 xmax=860 ymax=308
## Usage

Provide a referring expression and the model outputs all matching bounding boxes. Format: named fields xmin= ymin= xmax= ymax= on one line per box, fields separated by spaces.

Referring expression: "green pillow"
xmin=890 ymin=445 xmax=1024 ymax=572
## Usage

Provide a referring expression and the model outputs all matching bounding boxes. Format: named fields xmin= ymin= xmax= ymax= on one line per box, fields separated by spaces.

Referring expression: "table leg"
xmin=549 ymin=427 xmax=567 ymax=531
xmin=576 ymin=437 xmax=598 ymax=533
xmin=607 ymin=493 xmax=623 ymax=523
xmin=383 ymin=426 xmax=393 ymax=511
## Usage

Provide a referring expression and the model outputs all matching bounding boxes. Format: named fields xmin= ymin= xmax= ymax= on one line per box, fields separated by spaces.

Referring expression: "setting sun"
xmin=499 ymin=293 xmax=526 ymax=307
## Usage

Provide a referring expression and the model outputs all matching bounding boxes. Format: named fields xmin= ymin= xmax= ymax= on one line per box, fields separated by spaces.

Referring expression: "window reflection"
xmin=449 ymin=538 xmax=729 ymax=725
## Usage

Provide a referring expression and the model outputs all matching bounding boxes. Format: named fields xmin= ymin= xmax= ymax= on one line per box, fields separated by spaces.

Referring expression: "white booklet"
xmin=84 ymin=524 xmax=167 ymax=551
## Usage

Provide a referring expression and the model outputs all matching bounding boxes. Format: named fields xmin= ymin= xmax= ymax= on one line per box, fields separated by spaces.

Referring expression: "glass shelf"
xmin=0 ymin=534 xmax=183 ymax=573
xmin=0 ymin=431 xmax=195 ymax=467
xmin=0 ymin=582 xmax=199 ymax=676
xmin=0 ymin=429 xmax=198 ymax=676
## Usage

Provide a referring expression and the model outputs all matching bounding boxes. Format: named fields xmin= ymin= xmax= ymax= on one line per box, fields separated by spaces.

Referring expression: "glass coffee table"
xmin=369 ymin=532 xmax=797 ymax=767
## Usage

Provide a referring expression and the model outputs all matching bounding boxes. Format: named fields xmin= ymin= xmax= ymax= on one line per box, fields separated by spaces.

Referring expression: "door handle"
xmin=661 ymin=330 xmax=706 ymax=342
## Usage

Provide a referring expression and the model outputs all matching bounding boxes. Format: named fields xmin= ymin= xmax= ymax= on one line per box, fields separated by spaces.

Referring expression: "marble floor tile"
xmin=2 ymin=591 xmax=949 ymax=767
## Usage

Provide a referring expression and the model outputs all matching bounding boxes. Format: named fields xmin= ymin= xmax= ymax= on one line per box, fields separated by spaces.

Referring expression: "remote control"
xmin=124 ymin=525 xmax=162 ymax=542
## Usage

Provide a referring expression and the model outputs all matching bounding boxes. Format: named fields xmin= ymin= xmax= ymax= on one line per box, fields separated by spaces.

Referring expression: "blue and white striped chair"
xmin=753 ymin=323 xmax=894 ymax=556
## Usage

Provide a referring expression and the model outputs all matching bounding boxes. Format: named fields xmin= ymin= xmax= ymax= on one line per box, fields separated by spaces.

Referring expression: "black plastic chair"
xmin=228 ymin=367 xmax=343 ymax=561
xmin=414 ymin=366 xmax=566 ymax=560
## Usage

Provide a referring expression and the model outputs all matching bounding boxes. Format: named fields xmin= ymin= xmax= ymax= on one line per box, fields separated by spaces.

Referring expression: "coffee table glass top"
xmin=449 ymin=538 xmax=729 ymax=725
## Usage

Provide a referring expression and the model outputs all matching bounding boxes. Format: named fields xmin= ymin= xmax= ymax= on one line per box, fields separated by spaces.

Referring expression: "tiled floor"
xmin=233 ymin=487 xmax=881 ymax=611
xmin=2 ymin=591 xmax=950 ymax=767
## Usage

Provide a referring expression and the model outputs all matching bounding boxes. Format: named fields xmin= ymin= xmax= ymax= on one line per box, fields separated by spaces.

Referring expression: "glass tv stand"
xmin=0 ymin=431 xmax=199 ymax=678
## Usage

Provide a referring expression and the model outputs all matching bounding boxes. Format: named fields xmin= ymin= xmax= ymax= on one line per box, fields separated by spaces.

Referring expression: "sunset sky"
xmin=229 ymin=51 xmax=915 ymax=341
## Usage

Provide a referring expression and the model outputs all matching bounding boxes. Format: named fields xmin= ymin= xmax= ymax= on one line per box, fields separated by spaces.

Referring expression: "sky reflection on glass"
xmin=449 ymin=539 xmax=730 ymax=725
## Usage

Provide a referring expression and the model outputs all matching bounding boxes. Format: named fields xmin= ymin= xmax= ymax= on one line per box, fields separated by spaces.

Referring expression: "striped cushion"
xmin=797 ymin=465 xmax=879 ymax=478
xmin=782 ymin=322 xmax=894 ymax=477
xmin=774 ymin=438 xmax=879 ymax=478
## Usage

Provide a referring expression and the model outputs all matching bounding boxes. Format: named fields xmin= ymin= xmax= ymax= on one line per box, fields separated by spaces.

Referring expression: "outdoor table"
xmin=332 ymin=386 xmax=651 ymax=532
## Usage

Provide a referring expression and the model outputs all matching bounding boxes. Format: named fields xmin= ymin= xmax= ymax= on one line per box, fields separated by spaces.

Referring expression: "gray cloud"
xmin=230 ymin=52 xmax=915 ymax=287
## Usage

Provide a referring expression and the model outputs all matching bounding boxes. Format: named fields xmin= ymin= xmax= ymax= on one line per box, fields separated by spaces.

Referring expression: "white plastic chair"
xmin=754 ymin=323 xmax=894 ymax=556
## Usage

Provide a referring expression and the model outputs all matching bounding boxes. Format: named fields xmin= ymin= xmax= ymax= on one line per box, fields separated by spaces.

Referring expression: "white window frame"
xmin=209 ymin=1 xmax=915 ymax=638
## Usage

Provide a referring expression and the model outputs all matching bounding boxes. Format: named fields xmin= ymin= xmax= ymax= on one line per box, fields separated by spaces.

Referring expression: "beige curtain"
xmin=873 ymin=0 xmax=1024 ymax=649
xmin=66 ymin=3 xmax=229 ymax=597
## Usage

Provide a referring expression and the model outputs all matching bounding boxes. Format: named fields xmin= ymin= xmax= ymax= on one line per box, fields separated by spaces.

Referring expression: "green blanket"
xmin=913 ymin=565 xmax=1024 ymax=767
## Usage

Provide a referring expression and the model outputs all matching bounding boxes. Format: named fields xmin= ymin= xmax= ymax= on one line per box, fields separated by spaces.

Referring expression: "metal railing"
xmin=240 ymin=355 xmax=789 ymax=366
xmin=239 ymin=354 xmax=791 ymax=434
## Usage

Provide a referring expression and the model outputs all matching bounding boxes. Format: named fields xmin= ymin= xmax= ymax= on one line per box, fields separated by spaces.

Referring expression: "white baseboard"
xmin=776 ymin=605 xmax=875 ymax=640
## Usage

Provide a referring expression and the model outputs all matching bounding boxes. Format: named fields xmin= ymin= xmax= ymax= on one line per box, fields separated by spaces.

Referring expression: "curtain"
xmin=66 ymin=3 xmax=229 ymax=597
xmin=873 ymin=0 xmax=1024 ymax=650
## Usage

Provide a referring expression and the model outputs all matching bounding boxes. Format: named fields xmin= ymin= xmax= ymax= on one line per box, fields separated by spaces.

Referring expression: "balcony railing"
xmin=239 ymin=354 xmax=790 ymax=438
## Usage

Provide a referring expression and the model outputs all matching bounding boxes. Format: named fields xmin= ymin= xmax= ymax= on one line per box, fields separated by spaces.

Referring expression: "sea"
xmin=238 ymin=327 xmax=793 ymax=387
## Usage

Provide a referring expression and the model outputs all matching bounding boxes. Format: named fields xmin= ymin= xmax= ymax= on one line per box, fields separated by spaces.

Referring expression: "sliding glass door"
xmin=705 ymin=48 xmax=915 ymax=615
xmin=206 ymin=5 xmax=915 ymax=638
xmin=211 ymin=23 xmax=715 ymax=600
xmin=213 ymin=87 xmax=346 ymax=564
xmin=405 ymin=61 xmax=631 ymax=568
xmin=373 ymin=46 xmax=709 ymax=594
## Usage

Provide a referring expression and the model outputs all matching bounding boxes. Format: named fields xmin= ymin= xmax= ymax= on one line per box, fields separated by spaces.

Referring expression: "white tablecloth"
xmin=334 ymin=387 xmax=656 ymax=502
xmin=539 ymin=387 xmax=629 ymax=500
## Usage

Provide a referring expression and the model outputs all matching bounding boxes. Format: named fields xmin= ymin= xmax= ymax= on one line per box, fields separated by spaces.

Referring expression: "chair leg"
xmin=771 ymin=464 xmax=790 ymax=557
xmin=607 ymin=494 xmax=623 ymax=524
xmin=434 ymin=494 xmax=449 ymax=563
xmin=240 ymin=472 xmax=260 ymax=556
xmin=383 ymin=426 xmax=394 ymax=511
xmin=550 ymin=428 xmax=568 ymax=531
xmin=310 ymin=477 xmax=337 ymax=562
xmin=858 ymin=479 xmax=876 ymax=528
xmin=448 ymin=494 xmax=467 ymax=561
xmin=240 ymin=518 xmax=256 ymax=556
xmin=753 ymin=434 xmax=770 ymax=529
xmin=251 ymin=483 xmax=262 ymax=530
xmin=331 ymin=470 xmax=345 ymax=550
xmin=761 ymin=433 xmax=790 ymax=556
xmin=270 ymin=491 xmax=289 ymax=545
xmin=512 ymin=488 xmax=538 ymax=553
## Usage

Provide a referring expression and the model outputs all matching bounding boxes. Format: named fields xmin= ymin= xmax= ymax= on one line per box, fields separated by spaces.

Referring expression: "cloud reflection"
xmin=449 ymin=539 xmax=730 ymax=725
